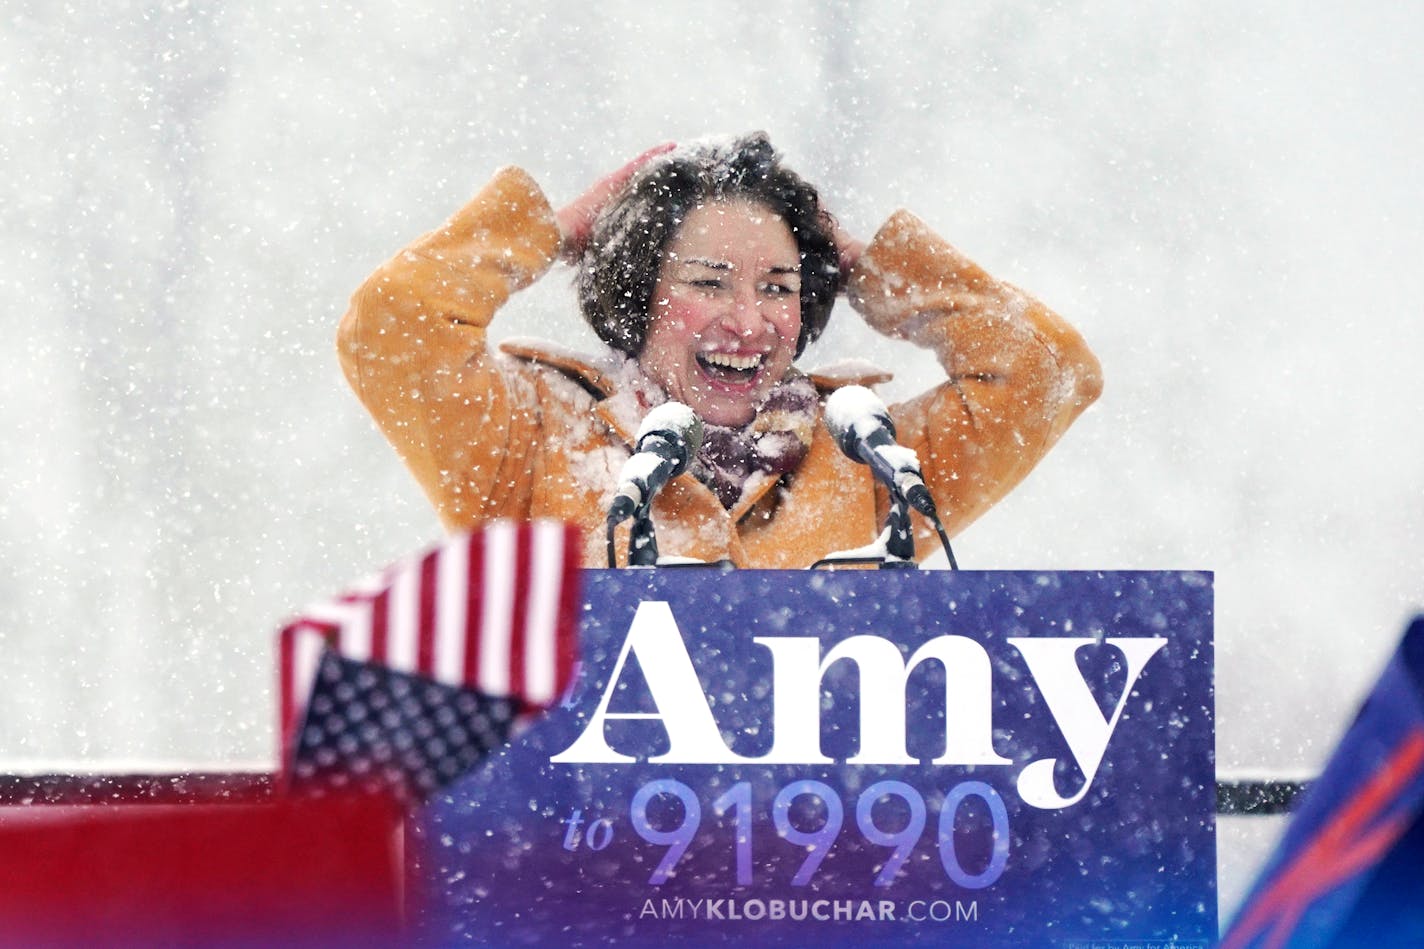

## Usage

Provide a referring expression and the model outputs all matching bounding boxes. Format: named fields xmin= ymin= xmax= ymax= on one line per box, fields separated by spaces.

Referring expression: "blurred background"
xmin=3 ymin=0 xmax=1421 ymax=922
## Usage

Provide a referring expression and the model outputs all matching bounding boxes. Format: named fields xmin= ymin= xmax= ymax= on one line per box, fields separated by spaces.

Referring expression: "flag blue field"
xmin=277 ymin=520 xmax=582 ymax=800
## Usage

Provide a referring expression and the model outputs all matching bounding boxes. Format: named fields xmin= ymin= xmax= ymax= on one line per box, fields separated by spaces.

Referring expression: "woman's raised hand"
xmin=832 ymin=218 xmax=866 ymax=286
xmin=555 ymin=142 xmax=676 ymax=262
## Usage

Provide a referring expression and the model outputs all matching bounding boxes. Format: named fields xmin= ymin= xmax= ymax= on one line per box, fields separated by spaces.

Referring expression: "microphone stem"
xmin=627 ymin=509 xmax=660 ymax=567
xmin=882 ymin=495 xmax=917 ymax=566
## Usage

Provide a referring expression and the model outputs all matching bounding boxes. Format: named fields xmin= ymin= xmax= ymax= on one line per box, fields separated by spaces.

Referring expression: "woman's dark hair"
xmin=576 ymin=132 xmax=840 ymax=359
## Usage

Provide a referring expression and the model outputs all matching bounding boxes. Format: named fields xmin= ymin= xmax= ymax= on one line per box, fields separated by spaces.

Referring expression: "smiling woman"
xmin=639 ymin=200 xmax=803 ymax=429
xmin=336 ymin=133 xmax=1102 ymax=567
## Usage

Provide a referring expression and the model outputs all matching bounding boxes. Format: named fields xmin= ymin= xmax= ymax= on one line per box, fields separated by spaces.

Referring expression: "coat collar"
xmin=496 ymin=336 xmax=894 ymax=521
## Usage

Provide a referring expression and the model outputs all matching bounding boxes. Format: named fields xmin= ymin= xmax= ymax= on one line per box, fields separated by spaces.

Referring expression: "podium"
xmin=406 ymin=569 xmax=1216 ymax=948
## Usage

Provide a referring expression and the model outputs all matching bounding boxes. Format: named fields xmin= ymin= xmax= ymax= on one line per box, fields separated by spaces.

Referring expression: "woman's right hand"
xmin=832 ymin=219 xmax=866 ymax=286
xmin=555 ymin=142 xmax=676 ymax=262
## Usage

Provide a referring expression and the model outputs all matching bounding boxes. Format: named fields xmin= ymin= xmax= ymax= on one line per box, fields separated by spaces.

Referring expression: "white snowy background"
xmin=3 ymin=0 xmax=1421 ymax=924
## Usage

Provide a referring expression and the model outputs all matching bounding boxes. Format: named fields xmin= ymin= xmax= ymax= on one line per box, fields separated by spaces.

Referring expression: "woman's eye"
xmin=761 ymin=283 xmax=796 ymax=296
xmin=688 ymin=279 xmax=725 ymax=290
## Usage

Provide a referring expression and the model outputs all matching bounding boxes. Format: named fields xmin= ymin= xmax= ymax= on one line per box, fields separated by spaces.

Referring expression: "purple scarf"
xmin=612 ymin=358 xmax=820 ymax=509
xmin=690 ymin=373 xmax=819 ymax=509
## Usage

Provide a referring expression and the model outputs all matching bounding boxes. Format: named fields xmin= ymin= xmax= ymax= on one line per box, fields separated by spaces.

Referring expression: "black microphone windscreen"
xmin=633 ymin=402 xmax=704 ymax=478
xmin=824 ymin=385 xmax=895 ymax=456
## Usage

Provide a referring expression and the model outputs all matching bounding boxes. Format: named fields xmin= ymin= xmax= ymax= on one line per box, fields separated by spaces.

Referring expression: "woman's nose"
xmin=720 ymin=284 xmax=764 ymax=336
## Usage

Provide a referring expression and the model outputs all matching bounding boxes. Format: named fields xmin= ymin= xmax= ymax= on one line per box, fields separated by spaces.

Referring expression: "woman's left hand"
xmin=833 ymin=219 xmax=866 ymax=286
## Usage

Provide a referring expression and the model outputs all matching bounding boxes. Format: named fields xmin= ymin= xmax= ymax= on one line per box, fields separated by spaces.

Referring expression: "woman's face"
xmin=640 ymin=199 xmax=803 ymax=428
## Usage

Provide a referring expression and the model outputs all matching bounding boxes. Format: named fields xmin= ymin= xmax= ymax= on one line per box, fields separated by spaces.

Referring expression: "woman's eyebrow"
xmin=676 ymin=257 xmax=800 ymax=275
xmin=682 ymin=257 xmax=732 ymax=271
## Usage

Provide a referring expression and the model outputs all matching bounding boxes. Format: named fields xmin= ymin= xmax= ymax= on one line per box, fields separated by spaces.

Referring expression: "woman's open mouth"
xmin=695 ymin=351 xmax=765 ymax=387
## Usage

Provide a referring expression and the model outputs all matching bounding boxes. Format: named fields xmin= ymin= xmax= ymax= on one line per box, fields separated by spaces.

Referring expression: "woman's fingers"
xmin=832 ymin=219 xmax=866 ymax=284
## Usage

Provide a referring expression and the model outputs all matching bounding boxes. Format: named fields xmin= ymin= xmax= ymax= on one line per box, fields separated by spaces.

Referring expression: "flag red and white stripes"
xmin=277 ymin=520 xmax=582 ymax=765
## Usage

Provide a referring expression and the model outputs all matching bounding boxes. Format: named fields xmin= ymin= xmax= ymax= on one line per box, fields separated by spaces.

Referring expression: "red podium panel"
xmin=0 ymin=790 xmax=402 ymax=948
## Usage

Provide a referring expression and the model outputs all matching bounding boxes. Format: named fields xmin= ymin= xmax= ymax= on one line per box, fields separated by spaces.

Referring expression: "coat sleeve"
xmin=336 ymin=167 xmax=563 ymax=529
xmin=846 ymin=209 xmax=1104 ymax=540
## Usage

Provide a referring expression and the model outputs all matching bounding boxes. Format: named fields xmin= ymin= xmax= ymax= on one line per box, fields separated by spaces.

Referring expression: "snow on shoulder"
xmin=805 ymin=358 xmax=894 ymax=389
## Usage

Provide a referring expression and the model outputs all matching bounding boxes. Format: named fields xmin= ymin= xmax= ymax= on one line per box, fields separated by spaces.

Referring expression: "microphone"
xmin=823 ymin=385 xmax=938 ymax=519
xmin=607 ymin=402 xmax=704 ymax=525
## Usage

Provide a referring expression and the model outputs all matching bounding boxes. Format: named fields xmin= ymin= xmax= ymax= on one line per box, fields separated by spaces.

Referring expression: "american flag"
xmin=277 ymin=520 xmax=582 ymax=801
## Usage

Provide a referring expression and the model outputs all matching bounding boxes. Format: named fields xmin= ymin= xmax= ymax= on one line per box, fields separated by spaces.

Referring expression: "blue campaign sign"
xmin=409 ymin=570 xmax=1215 ymax=949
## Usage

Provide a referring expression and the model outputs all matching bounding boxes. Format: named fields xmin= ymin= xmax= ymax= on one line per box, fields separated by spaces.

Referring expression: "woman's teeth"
xmin=700 ymin=352 xmax=763 ymax=372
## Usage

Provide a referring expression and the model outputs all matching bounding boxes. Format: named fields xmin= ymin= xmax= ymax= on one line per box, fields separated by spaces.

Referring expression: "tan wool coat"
xmin=337 ymin=167 xmax=1103 ymax=568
